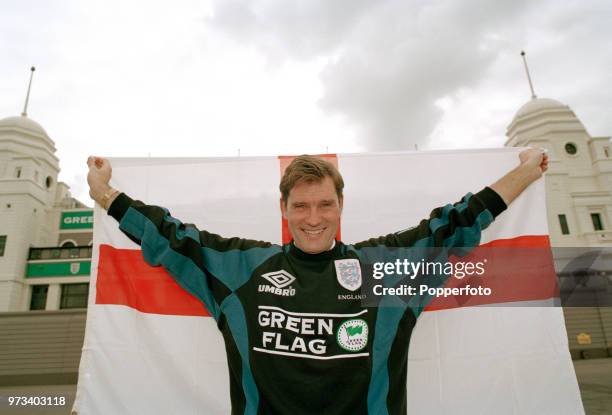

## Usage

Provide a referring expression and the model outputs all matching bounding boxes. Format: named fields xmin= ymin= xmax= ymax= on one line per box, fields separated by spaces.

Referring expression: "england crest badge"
xmin=335 ymin=259 xmax=362 ymax=291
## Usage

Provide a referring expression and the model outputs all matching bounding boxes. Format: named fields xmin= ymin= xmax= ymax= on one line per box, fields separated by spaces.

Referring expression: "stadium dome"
xmin=513 ymin=97 xmax=567 ymax=119
xmin=0 ymin=115 xmax=50 ymax=138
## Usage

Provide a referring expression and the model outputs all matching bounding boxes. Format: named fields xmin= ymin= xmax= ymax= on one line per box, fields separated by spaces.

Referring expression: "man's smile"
xmin=302 ymin=228 xmax=325 ymax=236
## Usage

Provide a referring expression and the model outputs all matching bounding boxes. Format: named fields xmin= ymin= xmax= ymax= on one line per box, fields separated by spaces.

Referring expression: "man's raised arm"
xmin=85 ymin=156 xmax=280 ymax=321
xmin=86 ymin=156 xmax=228 ymax=318
xmin=490 ymin=148 xmax=549 ymax=205
xmin=352 ymin=147 xmax=548 ymax=252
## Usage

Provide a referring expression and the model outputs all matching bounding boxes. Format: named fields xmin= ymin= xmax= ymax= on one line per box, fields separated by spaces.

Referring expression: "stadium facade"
xmin=0 ymin=95 xmax=610 ymax=386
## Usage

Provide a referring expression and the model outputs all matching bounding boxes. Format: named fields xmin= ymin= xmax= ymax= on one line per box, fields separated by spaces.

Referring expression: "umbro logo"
xmin=259 ymin=270 xmax=296 ymax=296
xmin=262 ymin=270 xmax=296 ymax=288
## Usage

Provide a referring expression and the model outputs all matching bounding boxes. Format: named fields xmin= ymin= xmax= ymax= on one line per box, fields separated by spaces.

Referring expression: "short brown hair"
xmin=280 ymin=155 xmax=344 ymax=202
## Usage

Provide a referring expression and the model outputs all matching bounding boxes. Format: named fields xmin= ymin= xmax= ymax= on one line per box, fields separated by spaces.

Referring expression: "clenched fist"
xmin=87 ymin=156 xmax=117 ymax=209
xmin=519 ymin=148 xmax=549 ymax=178
xmin=489 ymin=147 xmax=549 ymax=206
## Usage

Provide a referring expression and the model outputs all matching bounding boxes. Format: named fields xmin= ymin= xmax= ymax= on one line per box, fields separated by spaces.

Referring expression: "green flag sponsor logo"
xmin=60 ymin=211 xmax=93 ymax=229
xmin=336 ymin=318 xmax=368 ymax=352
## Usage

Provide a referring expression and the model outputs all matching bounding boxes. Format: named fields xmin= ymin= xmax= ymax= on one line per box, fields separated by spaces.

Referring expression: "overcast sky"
xmin=1 ymin=0 xmax=611 ymax=205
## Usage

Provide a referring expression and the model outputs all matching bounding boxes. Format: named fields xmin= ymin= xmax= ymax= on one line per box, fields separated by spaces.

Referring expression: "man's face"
xmin=280 ymin=176 xmax=342 ymax=254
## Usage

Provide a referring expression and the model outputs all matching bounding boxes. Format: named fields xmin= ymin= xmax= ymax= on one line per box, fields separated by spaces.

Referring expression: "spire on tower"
xmin=520 ymin=51 xmax=537 ymax=100
xmin=21 ymin=66 xmax=36 ymax=117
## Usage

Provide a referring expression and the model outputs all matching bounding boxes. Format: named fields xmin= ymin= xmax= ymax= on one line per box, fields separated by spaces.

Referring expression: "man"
xmin=87 ymin=148 xmax=548 ymax=414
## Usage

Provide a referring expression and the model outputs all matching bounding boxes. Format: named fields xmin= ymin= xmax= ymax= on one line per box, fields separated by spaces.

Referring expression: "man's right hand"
xmin=87 ymin=156 xmax=118 ymax=209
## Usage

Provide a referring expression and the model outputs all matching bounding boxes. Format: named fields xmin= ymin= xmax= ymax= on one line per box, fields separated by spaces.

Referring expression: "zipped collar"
xmin=287 ymin=240 xmax=342 ymax=261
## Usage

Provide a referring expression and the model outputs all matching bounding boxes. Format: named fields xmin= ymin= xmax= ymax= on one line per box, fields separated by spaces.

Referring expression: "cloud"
xmin=208 ymin=0 xmax=612 ymax=150
xmin=208 ymin=0 xmax=530 ymax=149
xmin=208 ymin=0 xmax=376 ymax=62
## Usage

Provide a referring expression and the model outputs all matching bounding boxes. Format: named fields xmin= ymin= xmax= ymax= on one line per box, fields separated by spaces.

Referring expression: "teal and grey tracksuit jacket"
xmin=108 ymin=187 xmax=506 ymax=415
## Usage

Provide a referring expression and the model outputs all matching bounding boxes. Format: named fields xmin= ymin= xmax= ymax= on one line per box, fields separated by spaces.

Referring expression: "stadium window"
xmin=60 ymin=283 xmax=89 ymax=309
xmin=558 ymin=214 xmax=570 ymax=235
xmin=0 ymin=235 xmax=6 ymax=256
xmin=565 ymin=142 xmax=578 ymax=155
xmin=15 ymin=167 xmax=21 ymax=178
xmin=29 ymin=248 xmax=42 ymax=260
xmin=605 ymin=147 xmax=610 ymax=158
xmin=591 ymin=213 xmax=604 ymax=231
xmin=30 ymin=285 xmax=49 ymax=310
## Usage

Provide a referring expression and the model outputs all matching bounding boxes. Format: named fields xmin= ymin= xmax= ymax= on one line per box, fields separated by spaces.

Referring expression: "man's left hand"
xmin=519 ymin=148 xmax=549 ymax=179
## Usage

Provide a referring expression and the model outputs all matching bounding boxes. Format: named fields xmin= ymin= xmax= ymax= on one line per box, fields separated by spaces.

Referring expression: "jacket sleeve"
xmin=353 ymin=187 xmax=507 ymax=250
xmin=107 ymin=192 xmax=280 ymax=320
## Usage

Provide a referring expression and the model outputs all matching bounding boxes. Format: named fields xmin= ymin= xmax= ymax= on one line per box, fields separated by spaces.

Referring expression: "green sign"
xmin=26 ymin=261 xmax=91 ymax=278
xmin=60 ymin=211 xmax=93 ymax=229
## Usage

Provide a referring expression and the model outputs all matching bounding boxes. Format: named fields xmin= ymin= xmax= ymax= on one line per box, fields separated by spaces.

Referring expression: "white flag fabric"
xmin=73 ymin=149 xmax=584 ymax=414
